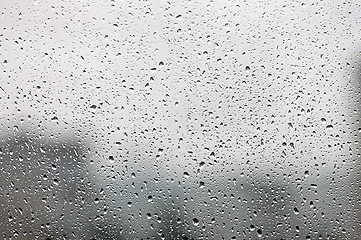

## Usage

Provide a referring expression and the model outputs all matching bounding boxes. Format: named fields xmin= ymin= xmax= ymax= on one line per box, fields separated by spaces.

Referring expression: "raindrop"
xmin=192 ymin=218 xmax=199 ymax=226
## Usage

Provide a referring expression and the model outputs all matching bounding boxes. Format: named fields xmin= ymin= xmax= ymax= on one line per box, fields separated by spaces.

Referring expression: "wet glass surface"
xmin=0 ymin=0 xmax=360 ymax=239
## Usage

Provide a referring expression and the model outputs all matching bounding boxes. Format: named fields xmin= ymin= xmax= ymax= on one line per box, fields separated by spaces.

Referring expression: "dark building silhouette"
xmin=0 ymin=131 xmax=89 ymax=239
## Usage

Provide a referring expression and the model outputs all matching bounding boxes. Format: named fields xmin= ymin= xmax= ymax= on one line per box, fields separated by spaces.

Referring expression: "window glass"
xmin=0 ymin=0 xmax=360 ymax=239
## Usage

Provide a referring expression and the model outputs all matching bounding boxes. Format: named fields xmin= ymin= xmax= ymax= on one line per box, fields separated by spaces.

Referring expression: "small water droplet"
xmin=192 ymin=218 xmax=199 ymax=226
xmin=293 ymin=207 xmax=299 ymax=215
xmin=250 ymin=224 xmax=256 ymax=231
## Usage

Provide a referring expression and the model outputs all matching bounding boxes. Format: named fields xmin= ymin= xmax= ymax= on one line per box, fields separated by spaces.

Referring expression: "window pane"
xmin=1 ymin=0 xmax=360 ymax=239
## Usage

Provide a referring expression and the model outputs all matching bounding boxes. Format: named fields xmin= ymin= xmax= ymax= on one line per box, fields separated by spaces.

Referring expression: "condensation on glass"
xmin=0 ymin=0 xmax=360 ymax=239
